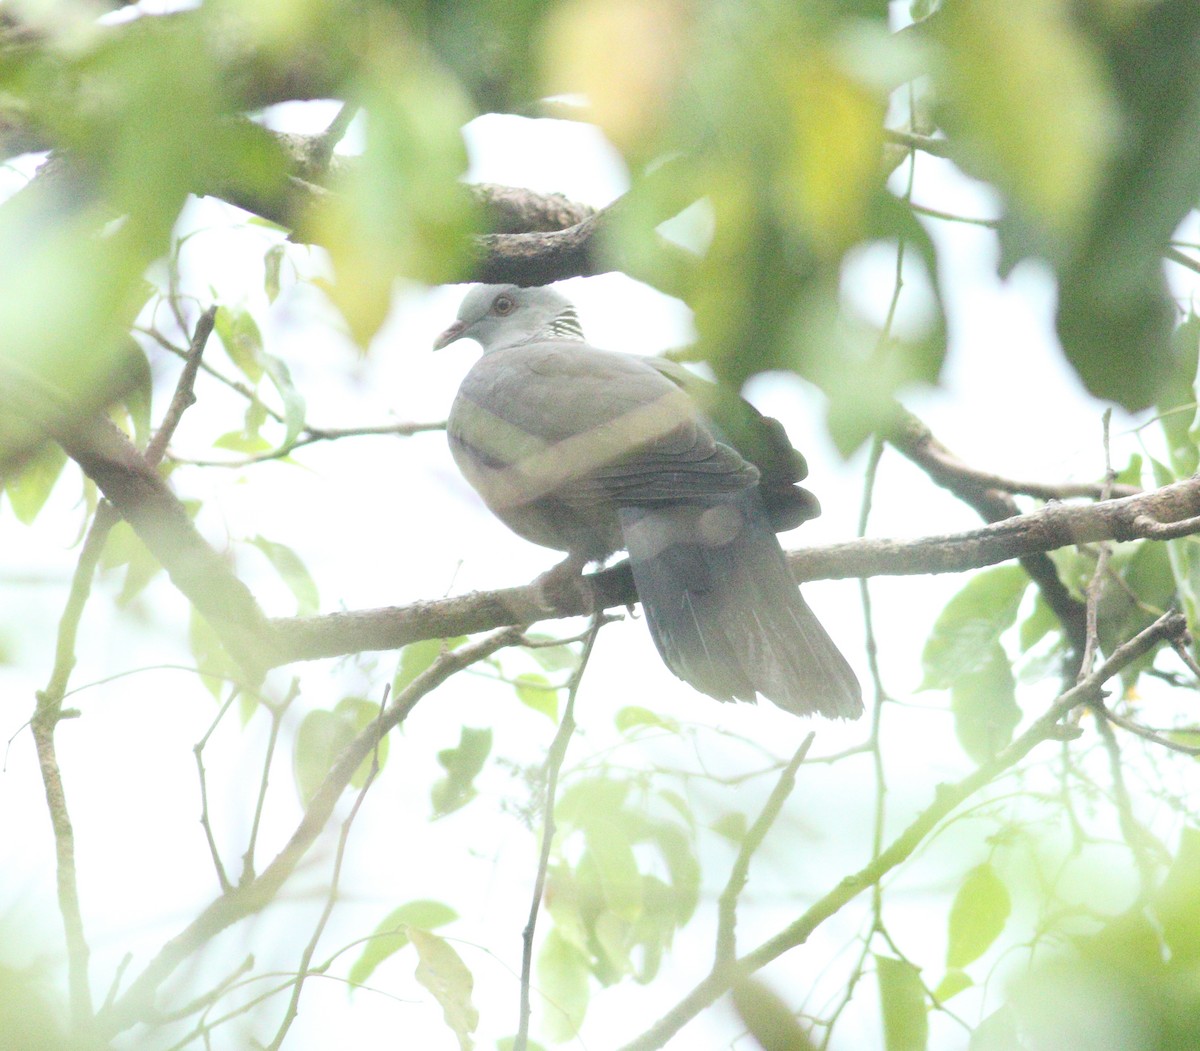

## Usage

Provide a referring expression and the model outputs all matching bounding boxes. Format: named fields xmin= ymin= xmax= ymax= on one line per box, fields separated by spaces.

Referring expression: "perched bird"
xmin=435 ymin=284 xmax=862 ymax=720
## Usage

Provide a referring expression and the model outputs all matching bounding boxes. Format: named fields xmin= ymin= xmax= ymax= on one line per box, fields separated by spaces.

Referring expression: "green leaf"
xmin=336 ymin=696 xmax=390 ymax=787
xmin=259 ymin=351 xmax=306 ymax=449
xmin=264 ymin=243 xmax=285 ymax=303
xmin=431 ymin=726 xmax=492 ymax=818
xmin=946 ymin=863 xmax=1011 ymax=968
xmin=922 ymin=565 xmax=1028 ymax=690
xmin=968 ymin=1007 xmax=1019 ymax=1051
xmin=394 ymin=636 xmax=466 ymax=695
xmin=933 ymin=0 xmax=1115 ymax=245
xmin=250 ymin=535 xmax=319 ymax=616
xmin=4 ymin=441 xmax=68 ymax=525
xmin=214 ymin=305 xmax=265 ymax=382
xmin=293 ymin=710 xmax=352 ymax=807
xmin=932 ymin=968 xmax=972 ymax=1003
xmin=410 ymin=928 xmax=478 ymax=1051
xmin=497 ymin=1039 xmax=547 ymax=1051
xmin=317 ymin=39 xmax=479 ymax=343
xmin=614 ymin=706 xmax=680 ymax=735
xmin=188 ymin=608 xmax=240 ymax=703
xmin=711 ymin=812 xmax=748 ymax=843
xmin=1018 ymin=593 xmax=1058 ymax=653
xmin=582 ymin=819 xmax=643 ymax=922
xmin=349 ymin=900 xmax=458 ymax=987
xmin=538 ymin=928 xmax=591 ymax=1043
xmin=1155 ymin=825 xmax=1200 ymax=964
xmin=514 ymin=672 xmax=558 ymax=721
xmin=951 ymin=645 xmax=1020 ymax=763
xmin=876 ymin=955 xmax=929 ymax=1051
xmin=1159 ymin=314 xmax=1200 ymax=477
xmin=524 ymin=634 xmax=580 ymax=673
xmin=213 ymin=429 xmax=273 ymax=455
xmin=732 ymin=977 xmax=817 ymax=1051
xmin=293 ymin=697 xmax=386 ymax=806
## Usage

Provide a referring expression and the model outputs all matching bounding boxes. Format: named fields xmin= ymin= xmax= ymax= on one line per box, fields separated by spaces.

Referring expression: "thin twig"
xmin=144 ymin=305 xmax=217 ymax=466
xmin=715 ymin=734 xmax=816 ymax=967
xmin=171 ymin=420 xmax=445 ymax=468
xmin=242 ymin=681 xmax=298 ymax=884
xmin=265 ymin=687 xmax=389 ymax=1050
xmin=515 ymin=612 xmax=604 ymax=1051
xmin=95 ymin=626 xmax=523 ymax=1039
xmin=616 ymin=611 xmax=1187 ymax=1051
xmin=194 ymin=686 xmax=242 ymax=893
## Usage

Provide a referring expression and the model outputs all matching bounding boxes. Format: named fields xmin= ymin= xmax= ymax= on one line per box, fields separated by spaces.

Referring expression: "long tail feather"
xmin=620 ymin=496 xmax=862 ymax=719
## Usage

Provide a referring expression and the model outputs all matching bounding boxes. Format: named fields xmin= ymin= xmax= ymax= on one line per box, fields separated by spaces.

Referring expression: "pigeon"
xmin=435 ymin=283 xmax=862 ymax=719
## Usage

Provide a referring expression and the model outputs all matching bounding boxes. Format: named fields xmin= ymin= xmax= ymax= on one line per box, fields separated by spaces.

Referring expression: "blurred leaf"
xmin=497 ymin=1039 xmax=547 ymax=1051
xmin=1054 ymin=1 xmax=1200 ymax=411
xmin=933 ymin=0 xmax=1116 ymax=246
xmin=524 ymin=635 xmax=580 ymax=673
xmin=102 ymin=519 xmax=164 ymax=606
xmin=293 ymin=710 xmax=351 ymax=807
xmin=932 ymin=967 xmax=971 ymax=1003
xmin=514 ymin=672 xmax=558 ymax=721
xmin=614 ymin=705 xmax=680 ymax=735
xmin=711 ymin=812 xmax=748 ymax=844
xmin=1158 ymin=313 xmax=1200 ymax=477
xmin=214 ymin=306 xmax=265 ymax=383
xmin=541 ymin=0 xmax=684 ymax=157
xmin=538 ymin=928 xmax=591 ymax=1043
xmin=250 ymin=535 xmax=319 ymax=615
xmin=259 ymin=352 xmax=306 ymax=450
xmin=432 ymin=726 xmax=491 ymax=818
xmin=349 ymin=900 xmax=457 ymax=987
xmin=876 ymin=955 xmax=928 ymax=1051
xmin=394 ymin=636 xmax=466 ymax=695
xmin=317 ymin=32 xmax=479 ymax=344
xmin=922 ymin=565 xmax=1028 ymax=689
xmin=410 ymin=928 xmax=478 ymax=1051
xmin=264 ymin=243 xmax=285 ymax=303
xmin=951 ymin=645 xmax=1020 ymax=763
xmin=731 ymin=977 xmax=817 ymax=1051
xmin=1018 ymin=593 xmax=1057 ymax=653
xmin=582 ymin=819 xmax=642 ymax=922
xmin=946 ymin=863 xmax=1011 ymax=968
xmin=188 ymin=608 xmax=240 ymax=704
xmin=4 ymin=441 xmax=67 ymax=525
xmin=213 ymin=429 xmax=273 ymax=455
xmin=1155 ymin=825 xmax=1200 ymax=965
xmin=968 ymin=1007 xmax=1018 ymax=1051
xmin=293 ymin=696 xmax=385 ymax=806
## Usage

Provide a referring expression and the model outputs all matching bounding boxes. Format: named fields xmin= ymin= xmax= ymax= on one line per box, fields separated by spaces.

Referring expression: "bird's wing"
xmin=449 ymin=341 xmax=757 ymax=511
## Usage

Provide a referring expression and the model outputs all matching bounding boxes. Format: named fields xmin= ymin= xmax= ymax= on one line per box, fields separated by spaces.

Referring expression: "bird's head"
xmin=433 ymin=284 xmax=584 ymax=353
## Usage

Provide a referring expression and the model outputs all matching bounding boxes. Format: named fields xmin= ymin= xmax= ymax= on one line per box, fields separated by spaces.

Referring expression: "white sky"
xmin=1 ymin=90 xmax=1196 ymax=1051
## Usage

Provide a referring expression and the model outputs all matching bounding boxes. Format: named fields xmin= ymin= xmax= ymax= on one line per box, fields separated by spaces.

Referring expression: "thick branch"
xmin=884 ymin=408 xmax=1096 ymax=658
xmin=265 ymin=474 xmax=1200 ymax=666
xmin=54 ymin=415 xmax=276 ymax=671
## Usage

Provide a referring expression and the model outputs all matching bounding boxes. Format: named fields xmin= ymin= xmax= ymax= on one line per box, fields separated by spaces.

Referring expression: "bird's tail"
xmin=619 ymin=497 xmax=863 ymax=719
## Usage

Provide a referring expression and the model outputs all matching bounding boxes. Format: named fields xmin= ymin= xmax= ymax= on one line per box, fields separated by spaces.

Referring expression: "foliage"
xmin=2 ymin=1 xmax=1200 ymax=1050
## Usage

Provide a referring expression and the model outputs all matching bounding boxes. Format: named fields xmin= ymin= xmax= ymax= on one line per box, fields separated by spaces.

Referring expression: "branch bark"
xmin=264 ymin=474 xmax=1200 ymax=667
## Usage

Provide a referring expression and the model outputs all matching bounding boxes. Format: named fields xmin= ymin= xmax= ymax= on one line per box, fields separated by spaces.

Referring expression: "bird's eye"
xmin=493 ymin=295 xmax=515 ymax=316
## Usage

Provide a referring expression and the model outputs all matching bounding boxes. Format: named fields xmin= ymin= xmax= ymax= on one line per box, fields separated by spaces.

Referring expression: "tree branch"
xmin=264 ymin=474 xmax=1200 ymax=667
xmin=617 ymin=611 xmax=1188 ymax=1051
xmin=93 ymin=626 xmax=523 ymax=1039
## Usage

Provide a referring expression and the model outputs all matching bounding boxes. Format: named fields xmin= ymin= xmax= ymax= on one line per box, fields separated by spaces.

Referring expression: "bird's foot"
xmin=531 ymin=553 xmax=594 ymax=613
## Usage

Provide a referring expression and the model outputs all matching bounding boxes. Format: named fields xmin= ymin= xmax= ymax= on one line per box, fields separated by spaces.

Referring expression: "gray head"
xmin=433 ymin=284 xmax=585 ymax=353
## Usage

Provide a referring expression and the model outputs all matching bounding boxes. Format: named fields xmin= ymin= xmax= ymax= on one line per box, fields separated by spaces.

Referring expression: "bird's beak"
xmin=433 ymin=320 xmax=467 ymax=351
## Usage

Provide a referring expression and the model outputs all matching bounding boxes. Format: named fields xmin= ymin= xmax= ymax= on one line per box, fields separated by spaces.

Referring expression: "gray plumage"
xmin=436 ymin=284 xmax=862 ymax=720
